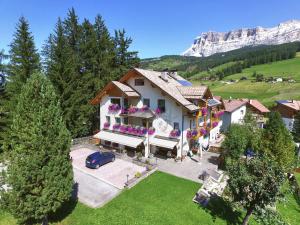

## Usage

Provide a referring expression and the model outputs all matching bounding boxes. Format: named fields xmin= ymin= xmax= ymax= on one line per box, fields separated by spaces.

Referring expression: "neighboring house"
xmin=91 ymin=68 xmax=223 ymax=158
xmin=245 ymin=99 xmax=270 ymax=128
xmin=221 ymin=99 xmax=247 ymax=131
xmin=273 ymin=100 xmax=300 ymax=131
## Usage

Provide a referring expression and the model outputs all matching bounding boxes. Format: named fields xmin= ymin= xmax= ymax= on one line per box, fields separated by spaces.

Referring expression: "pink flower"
xmin=186 ymin=130 xmax=192 ymax=139
xmin=155 ymin=108 xmax=161 ymax=115
xmin=103 ymin=122 xmax=110 ymax=129
xmin=148 ymin=127 xmax=155 ymax=135
xmin=212 ymin=121 xmax=218 ymax=128
xmin=200 ymin=128 xmax=207 ymax=136
xmin=113 ymin=123 xmax=120 ymax=130
xmin=201 ymin=107 xmax=208 ymax=116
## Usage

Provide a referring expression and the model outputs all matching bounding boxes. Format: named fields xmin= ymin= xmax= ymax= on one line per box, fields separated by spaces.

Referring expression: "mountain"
xmin=182 ymin=20 xmax=300 ymax=57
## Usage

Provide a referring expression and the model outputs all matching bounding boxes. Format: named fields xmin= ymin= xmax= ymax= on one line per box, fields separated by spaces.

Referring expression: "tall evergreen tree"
xmin=261 ymin=112 xmax=295 ymax=170
xmin=0 ymin=73 xmax=73 ymax=224
xmin=0 ymin=17 xmax=40 ymax=151
xmin=113 ymin=29 xmax=140 ymax=78
xmin=292 ymin=112 xmax=300 ymax=143
xmin=43 ymin=9 xmax=140 ymax=137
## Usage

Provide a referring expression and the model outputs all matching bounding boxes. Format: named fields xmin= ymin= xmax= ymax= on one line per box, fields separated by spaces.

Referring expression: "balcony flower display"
xmin=120 ymin=107 xmax=127 ymax=114
xmin=148 ymin=127 xmax=155 ymax=135
xmin=108 ymin=104 xmax=120 ymax=112
xmin=141 ymin=127 xmax=148 ymax=135
xmin=200 ymin=128 xmax=207 ymax=136
xmin=155 ymin=108 xmax=161 ymax=115
xmin=103 ymin=122 xmax=110 ymax=129
xmin=201 ymin=107 xmax=208 ymax=116
xmin=112 ymin=123 xmax=120 ymax=131
xmin=218 ymin=111 xmax=224 ymax=117
xmin=212 ymin=121 xmax=219 ymax=128
xmin=191 ymin=129 xmax=198 ymax=138
xmin=128 ymin=106 xmax=138 ymax=114
xmin=170 ymin=129 xmax=181 ymax=138
xmin=139 ymin=105 xmax=149 ymax=112
xmin=120 ymin=125 xmax=128 ymax=133
xmin=127 ymin=125 xmax=134 ymax=133
xmin=186 ymin=129 xmax=192 ymax=139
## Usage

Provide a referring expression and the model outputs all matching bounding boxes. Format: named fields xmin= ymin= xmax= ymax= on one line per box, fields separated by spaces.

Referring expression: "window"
xmin=143 ymin=98 xmax=150 ymax=107
xmin=123 ymin=98 xmax=129 ymax=108
xmin=106 ymin=116 xmax=110 ymax=123
xmin=174 ymin=122 xmax=180 ymax=130
xmin=111 ymin=98 xmax=121 ymax=106
xmin=142 ymin=119 xmax=147 ymax=127
xmin=134 ymin=78 xmax=144 ymax=86
xmin=123 ymin=117 xmax=128 ymax=125
xmin=115 ymin=117 xmax=121 ymax=124
xmin=157 ymin=99 xmax=166 ymax=113
xmin=241 ymin=109 xmax=244 ymax=115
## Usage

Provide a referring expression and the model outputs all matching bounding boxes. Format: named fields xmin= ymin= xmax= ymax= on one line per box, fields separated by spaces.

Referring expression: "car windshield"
xmin=87 ymin=152 xmax=101 ymax=161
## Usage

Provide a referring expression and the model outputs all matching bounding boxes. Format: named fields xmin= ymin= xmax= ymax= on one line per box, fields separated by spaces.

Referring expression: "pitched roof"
xmin=223 ymin=99 xmax=247 ymax=112
xmin=247 ymin=99 xmax=270 ymax=113
xmin=111 ymin=81 xmax=139 ymax=97
xmin=176 ymin=86 xmax=208 ymax=99
xmin=122 ymin=68 xmax=199 ymax=112
xmin=277 ymin=100 xmax=300 ymax=111
xmin=90 ymin=81 xmax=139 ymax=105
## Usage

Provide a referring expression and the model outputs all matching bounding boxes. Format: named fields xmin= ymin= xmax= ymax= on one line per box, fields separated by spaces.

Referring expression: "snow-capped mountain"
xmin=182 ymin=20 xmax=300 ymax=57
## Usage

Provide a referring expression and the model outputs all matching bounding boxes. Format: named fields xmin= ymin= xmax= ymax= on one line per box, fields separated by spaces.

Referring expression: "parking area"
xmin=70 ymin=147 xmax=146 ymax=207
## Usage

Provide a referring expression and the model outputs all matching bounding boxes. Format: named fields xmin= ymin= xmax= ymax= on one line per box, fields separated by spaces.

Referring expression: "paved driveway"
xmin=70 ymin=148 xmax=146 ymax=207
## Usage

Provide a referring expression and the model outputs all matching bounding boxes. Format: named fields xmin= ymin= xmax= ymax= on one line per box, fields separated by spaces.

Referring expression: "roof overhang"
xmin=150 ymin=137 xmax=179 ymax=149
xmin=93 ymin=130 xmax=144 ymax=148
xmin=90 ymin=81 xmax=140 ymax=105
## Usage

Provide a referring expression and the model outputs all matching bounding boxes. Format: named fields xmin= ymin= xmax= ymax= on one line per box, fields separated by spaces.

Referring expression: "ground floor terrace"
xmin=93 ymin=121 xmax=223 ymax=160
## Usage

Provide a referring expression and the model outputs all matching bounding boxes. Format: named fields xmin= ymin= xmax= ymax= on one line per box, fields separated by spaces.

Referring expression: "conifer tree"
xmin=0 ymin=17 xmax=40 ymax=151
xmin=1 ymin=73 xmax=73 ymax=224
xmin=113 ymin=29 xmax=140 ymax=78
xmin=292 ymin=112 xmax=300 ymax=143
xmin=261 ymin=112 xmax=295 ymax=170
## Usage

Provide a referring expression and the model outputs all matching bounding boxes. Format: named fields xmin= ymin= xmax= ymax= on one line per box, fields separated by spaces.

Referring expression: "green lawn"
xmin=1 ymin=171 xmax=299 ymax=225
xmin=192 ymin=80 xmax=300 ymax=107
xmin=225 ymin=53 xmax=300 ymax=81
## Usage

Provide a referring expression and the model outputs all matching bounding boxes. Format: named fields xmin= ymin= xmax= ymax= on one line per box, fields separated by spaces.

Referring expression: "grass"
xmin=295 ymin=172 xmax=300 ymax=184
xmin=277 ymin=181 xmax=300 ymax=225
xmin=189 ymin=61 xmax=241 ymax=80
xmin=0 ymin=171 xmax=299 ymax=225
xmin=190 ymin=53 xmax=300 ymax=106
xmin=225 ymin=52 xmax=300 ymax=81
xmin=0 ymin=172 xmax=244 ymax=225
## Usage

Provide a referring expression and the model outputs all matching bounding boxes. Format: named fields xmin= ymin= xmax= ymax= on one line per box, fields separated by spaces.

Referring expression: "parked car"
xmin=85 ymin=152 xmax=115 ymax=169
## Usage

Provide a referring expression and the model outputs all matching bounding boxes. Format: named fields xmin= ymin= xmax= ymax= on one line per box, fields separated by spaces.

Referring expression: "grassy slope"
xmin=225 ymin=53 xmax=300 ymax=81
xmin=192 ymin=53 xmax=300 ymax=107
xmin=189 ymin=61 xmax=240 ymax=80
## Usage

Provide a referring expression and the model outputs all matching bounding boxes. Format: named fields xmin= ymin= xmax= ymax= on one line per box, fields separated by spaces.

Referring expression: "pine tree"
xmin=1 ymin=73 xmax=73 ymax=224
xmin=0 ymin=17 xmax=40 ymax=151
xmin=113 ymin=29 xmax=140 ymax=78
xmin=262 ymin=112 xmax=295 ymax=170
xmin=292 ymin=112 xmax=300 ymax=143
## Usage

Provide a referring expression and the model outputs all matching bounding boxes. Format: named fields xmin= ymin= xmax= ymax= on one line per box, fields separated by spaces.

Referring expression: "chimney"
xmin=161 ymin=68 xmax=169 ymax=81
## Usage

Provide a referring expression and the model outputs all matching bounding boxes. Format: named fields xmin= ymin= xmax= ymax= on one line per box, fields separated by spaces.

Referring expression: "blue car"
xmin=85 ymin=152 xmax=115 ymax=169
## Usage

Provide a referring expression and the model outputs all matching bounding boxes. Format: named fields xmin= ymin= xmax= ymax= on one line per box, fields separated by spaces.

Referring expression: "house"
xmin=221 ymin=99 xmax=247 ymax=131
xmin=91 ymin=68 xmax=224 ymax=159
xmin=245 ymin=99 xmax=270 ymax=128
xmin=273 ymin=100 xmax=300 ymax=131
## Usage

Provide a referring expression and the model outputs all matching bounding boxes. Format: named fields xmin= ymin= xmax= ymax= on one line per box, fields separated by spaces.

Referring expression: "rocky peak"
xmin=182 ymin=20 xmax=300 ymax=57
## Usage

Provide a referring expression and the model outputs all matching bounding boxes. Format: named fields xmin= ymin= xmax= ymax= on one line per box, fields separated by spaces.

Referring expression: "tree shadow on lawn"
xmin=202 ymin=196 xmax=243 ymax=225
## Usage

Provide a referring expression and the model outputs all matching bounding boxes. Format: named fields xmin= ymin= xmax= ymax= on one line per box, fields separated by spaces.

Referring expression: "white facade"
xmin=282 ymin=117 xmax=294 ymax=131
xmin=99 ymin=76 xmax=195 ymax=158
xmin=221 ymin=105 xmax=246 ymax=131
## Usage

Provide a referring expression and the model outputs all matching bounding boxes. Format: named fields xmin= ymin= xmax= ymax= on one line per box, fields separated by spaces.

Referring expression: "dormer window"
xmin=134 ymin=78 xmax=144 ymax=86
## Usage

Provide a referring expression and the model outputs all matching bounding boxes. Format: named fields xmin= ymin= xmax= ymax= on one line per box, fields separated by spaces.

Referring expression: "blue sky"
xmin=1 ymin=0 xmax=300 ymax=58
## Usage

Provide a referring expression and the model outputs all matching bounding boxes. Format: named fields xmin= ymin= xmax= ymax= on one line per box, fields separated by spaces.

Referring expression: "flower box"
xmin=170 ymin=129 xmax=181 ymax=138
xmin=148 ymin=127 xmax=155 ymax=135
xmin=103 ymin=122 xmax=110 ymax=129
xmin=108 ymin=104 xmax=120 ymax=112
